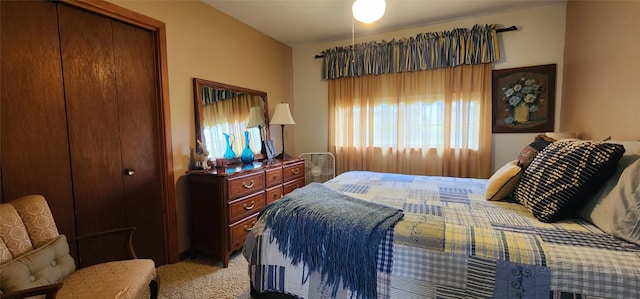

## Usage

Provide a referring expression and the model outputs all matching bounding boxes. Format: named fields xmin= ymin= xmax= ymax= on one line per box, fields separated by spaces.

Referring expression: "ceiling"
xmin=201 ymin=0 xmax=563 ymax=46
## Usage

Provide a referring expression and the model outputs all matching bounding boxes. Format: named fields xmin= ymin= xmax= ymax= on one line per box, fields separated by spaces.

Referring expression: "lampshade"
xmin=352 ymin=0 xmax=386 ymax=24
xmin=270 ymin=103 xmax=295 ymax=159
xmin=270 ymin=103 xmax=296 ymax=125
xmin=246 ymin=106 xmax=265 ymax=128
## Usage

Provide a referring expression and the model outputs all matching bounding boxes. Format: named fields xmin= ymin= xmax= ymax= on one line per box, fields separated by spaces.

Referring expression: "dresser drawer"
xmin=228 ymin=171 xmax=265 ymax=200
xmin=266 ymin=185 xmax=283 ymax=204
xmin=229 ymin=215 xmax=258 ymax=252
xmin=229 ymin=191 xmax=265 ymax=223
xmin=283 ymin=160 xmax=304 ymax=182
xmin=283 ymin=177 xmax=305 ymax=195
xmin=265 ymin=167 xmax=283 ymax=188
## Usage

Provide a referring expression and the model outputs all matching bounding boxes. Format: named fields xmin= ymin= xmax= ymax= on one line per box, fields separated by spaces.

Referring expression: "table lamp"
xmin=246 ymin=106 xmax=265 ymax=142
xmin=270 ymin=103 xmax=296 ymax=159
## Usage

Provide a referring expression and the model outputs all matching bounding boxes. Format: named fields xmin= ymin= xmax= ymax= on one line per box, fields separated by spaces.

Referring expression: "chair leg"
xmin=149 ymin=272 xmax=160 ymax=299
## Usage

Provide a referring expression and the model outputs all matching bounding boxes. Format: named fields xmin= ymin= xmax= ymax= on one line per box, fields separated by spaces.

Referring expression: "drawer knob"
xmin=242 ymin=180 xmax=255 ymax=188
xmin=291 ymin=168 xmax=300 ymax=175
xmin=243 ymin=201 xmax=255 ymax=210
xmin=244 ymin=221 xmax=256 ymax=232
xmin=272 ymin=175 xmax=277 ymax=180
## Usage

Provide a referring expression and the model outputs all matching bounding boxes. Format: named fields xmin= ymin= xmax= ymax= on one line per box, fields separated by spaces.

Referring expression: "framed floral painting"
xmin=492 ymin=64 xmax=556 ymax=133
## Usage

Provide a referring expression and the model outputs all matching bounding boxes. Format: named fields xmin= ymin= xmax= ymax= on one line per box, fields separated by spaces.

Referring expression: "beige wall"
xmin=561 ymin=1 xmax=640 ymax=141
xmin=109 ymin=0 xmax=293 ymax=253
xmin=292 ymin=3 xmax=568 ymax=173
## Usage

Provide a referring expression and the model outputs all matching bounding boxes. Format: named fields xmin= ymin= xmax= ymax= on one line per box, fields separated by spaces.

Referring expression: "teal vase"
xmin=241 ymin=131 xmax=254 ymax=164
xmin=223 ymin=133 xmax=236 ymax=159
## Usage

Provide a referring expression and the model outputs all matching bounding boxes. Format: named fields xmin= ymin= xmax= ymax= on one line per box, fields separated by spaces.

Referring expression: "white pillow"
xmin=607 ymin=140 xmax=640 ymax=156
xmin=579 ymin=154 xmax=640 ymax=245
xmin=545 ymin=132 xmax=578 ymax=140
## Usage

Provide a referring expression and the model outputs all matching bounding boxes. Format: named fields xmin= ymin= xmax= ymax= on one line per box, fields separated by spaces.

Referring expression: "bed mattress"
xmin=244 ymin=170 xmax=640 ymax=298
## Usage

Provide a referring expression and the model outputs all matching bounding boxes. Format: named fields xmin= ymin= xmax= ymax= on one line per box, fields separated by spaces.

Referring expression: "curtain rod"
xmin=313 ymin=25 xmax=518 ymax=59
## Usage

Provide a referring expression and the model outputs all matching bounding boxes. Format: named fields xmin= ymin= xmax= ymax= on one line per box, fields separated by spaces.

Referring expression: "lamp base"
xmin=275 ymin=152 xmax=291 ymax=160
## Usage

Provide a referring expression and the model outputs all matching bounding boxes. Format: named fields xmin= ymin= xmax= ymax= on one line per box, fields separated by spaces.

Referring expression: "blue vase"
xmin=223 ymin=133 xmax=236 ymax=159
xmin=241 ymin=131 xmax=254 ymax=164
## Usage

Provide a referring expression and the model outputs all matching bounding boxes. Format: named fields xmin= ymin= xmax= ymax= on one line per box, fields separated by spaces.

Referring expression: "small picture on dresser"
xmin=262 ymin=140 xmax=276 ymax=159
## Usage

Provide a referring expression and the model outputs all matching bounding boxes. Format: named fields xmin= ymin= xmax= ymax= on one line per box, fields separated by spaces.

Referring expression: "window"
xmin=337 ymin=99 xmax=479 ymax=150
xmin=328 ymin=64 xmax=492 ymax=177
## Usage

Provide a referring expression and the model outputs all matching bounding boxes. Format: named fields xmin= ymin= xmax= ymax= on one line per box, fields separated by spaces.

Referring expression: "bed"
xmin=243 ymin=139 xmax=640 ymax=298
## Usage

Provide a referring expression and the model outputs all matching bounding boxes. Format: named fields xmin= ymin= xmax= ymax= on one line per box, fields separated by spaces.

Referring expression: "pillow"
xmin=0 ymin=235 xmax=75 ymax=294
xmin=545 ymin=132 xmax=578 ymax=140
xmin=579 ymin=155 xmax=640 ymax=245
xmin=517 ymin=134 xmax=555 ymax=168
xmin=607 ymin=140 xmax=640 ymax=156
xmin=514 ymin=140 xmax=625 ymax=222
xmin=485 ymin=160 xmax=522 ymax=201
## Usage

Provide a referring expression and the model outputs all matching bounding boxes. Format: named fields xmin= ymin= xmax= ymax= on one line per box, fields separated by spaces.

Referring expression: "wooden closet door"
xmin=0 ymin=1 xmax=76 ymax=237
xmin=57 ymin=4 xmax=167 ymax=265
xmin=112 ymin=20 xmax=166 ymax=264
xmin=57 ymin=5 xmax=128 ymax=266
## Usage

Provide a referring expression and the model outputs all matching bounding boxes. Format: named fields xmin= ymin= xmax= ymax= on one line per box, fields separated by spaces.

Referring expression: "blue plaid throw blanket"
xmin=258 ymin=182 xmax=404 ymax=299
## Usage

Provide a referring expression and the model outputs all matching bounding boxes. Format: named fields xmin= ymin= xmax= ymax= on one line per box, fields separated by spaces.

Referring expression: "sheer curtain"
xmin=201 ymin=94 xmax=263 ymax=158
xmin=328 ymin=63 xmax=492 ymax=178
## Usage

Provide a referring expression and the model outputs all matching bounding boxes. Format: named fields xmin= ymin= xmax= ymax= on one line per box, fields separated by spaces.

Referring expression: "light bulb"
xmin=352 ymin=0 xmax=386 ymax=24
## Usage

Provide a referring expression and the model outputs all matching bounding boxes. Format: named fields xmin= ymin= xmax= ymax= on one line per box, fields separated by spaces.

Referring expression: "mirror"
xmin=193 ymin=78 xmax=270 ymax=162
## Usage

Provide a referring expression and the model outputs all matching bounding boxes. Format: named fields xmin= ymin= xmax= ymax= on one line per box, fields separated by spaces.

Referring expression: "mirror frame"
xmin=193 ymin=78 xmax=270 ymax=161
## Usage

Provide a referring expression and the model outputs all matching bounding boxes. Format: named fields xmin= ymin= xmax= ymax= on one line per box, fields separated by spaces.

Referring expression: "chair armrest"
xmin=69 ymin=227 xmax=138 ymax=259
xmin=1 ymin=282 xmax=63 ymax=299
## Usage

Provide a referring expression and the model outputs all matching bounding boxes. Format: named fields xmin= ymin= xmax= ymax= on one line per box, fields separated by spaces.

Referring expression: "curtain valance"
xmin=202 ymin=86 xmax=243 ymax=105
xmin=320 ymin=24 xmax=500 ymax=80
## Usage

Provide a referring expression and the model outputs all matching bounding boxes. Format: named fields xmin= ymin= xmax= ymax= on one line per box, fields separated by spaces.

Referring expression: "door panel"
xmin=112 ymin=20 xmax=167 ymax=264
xmin=0 ymin=1 xmax=76 ymax=238
xmin=58 ymin=4 xmax=127 ymax=266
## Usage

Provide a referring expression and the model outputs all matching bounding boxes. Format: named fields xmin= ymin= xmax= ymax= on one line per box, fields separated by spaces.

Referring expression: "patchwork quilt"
xmin=244 ymin=171 xmax=640 ymax=298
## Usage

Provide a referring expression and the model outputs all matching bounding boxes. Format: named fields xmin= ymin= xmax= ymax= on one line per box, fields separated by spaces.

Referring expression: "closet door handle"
xmin=124 ymin=169 xmax=135 ymax=176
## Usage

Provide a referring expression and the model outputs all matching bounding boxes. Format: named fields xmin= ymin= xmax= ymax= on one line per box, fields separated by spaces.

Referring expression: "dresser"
xmin=187 ymin=157 xmax=305 ymax=267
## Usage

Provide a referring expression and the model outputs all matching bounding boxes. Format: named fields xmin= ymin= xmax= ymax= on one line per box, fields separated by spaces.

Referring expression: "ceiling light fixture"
xmin=352 ymin=0 xmax=386 ymax=24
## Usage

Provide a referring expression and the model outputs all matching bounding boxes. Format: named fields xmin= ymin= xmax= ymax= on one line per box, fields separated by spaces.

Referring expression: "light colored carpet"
xmin=155 ymin=252 xmax=251 ymax=299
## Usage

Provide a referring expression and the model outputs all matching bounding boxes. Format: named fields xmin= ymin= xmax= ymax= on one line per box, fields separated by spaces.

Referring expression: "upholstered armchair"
xmin=0 ymin=195 xmax=159 ymax=299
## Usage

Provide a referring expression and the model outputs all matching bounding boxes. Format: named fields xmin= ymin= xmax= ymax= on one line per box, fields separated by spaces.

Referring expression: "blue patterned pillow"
xmin=514 ymin=140 xmax=625 ymax=222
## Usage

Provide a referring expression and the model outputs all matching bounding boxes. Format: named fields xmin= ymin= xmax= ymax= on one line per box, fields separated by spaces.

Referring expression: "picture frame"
xmin=261 ymin=140 xmax=277 ymax=159
xmin=492 ymin=64 xmax=556 ymax=133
